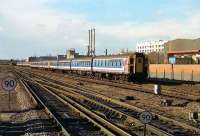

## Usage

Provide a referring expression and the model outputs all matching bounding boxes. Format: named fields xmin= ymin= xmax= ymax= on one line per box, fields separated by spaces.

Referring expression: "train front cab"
xmin=129 ymin=53 xmax=147 ymax=81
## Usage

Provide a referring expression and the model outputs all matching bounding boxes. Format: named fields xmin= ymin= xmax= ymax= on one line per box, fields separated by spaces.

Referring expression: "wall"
xmin=149 ymin=64 xmax=200 ymax=82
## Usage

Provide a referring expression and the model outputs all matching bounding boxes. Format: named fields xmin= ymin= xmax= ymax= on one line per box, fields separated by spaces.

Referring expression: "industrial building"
xmin=27 ymin=49 xmax=81 ymax=62
xmin=164 ymin=38 xmax=200 ymax=64
xmin=136 ymin=40 xmax=168 ymax=54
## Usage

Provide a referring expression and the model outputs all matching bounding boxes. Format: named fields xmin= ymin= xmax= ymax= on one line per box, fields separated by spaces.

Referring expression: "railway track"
xmin=63 ymin=74 xmax=200 ymax=101
xmin=0 ymin=68 xmax=61 ymax=136
xmin=15 ymin=71 xmax=135 ymax=136
xmin=0 ymin=119 xmax=59 ymax=136
xmin=14 ymin=67 xmax=200 ymax=136
xmin=27 ymin=68 xmax=200 ymax=101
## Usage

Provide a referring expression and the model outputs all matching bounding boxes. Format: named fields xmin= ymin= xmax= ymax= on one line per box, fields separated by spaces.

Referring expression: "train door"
xmin=129 ymin=56 xmax=134 ymax=74
xmin=135 ymin=55 xmax=144 ymax=73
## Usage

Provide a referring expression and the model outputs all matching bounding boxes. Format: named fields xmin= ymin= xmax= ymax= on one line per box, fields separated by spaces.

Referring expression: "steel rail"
xmin=15 ymin=71 xmax=131 ymax=136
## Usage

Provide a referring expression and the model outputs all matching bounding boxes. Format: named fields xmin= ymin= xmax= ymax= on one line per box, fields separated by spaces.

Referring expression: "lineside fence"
xmin=149 ymin=64 xmax=200 ymax=82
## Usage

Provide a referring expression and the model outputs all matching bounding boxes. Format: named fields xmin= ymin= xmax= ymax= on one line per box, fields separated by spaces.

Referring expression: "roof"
xmin=165 ymin=38 xmax=200 ymax=52
xmin=168 ymin=50 xmax=200 ymax=55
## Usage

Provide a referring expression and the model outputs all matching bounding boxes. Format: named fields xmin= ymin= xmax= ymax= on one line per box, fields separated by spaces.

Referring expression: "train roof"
xmin=93 ymin=52 xmax=141 ymax=59
xmin=27 ymin=52 xmax=143 ymax=62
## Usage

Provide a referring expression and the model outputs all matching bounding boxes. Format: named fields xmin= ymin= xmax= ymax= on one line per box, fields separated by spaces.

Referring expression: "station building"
xmin=164 ymin=38 xmax=200 ymax=64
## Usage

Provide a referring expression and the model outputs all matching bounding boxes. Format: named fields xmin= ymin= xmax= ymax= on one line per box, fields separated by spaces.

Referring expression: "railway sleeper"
xmin=25 ymin=71 xmax=200 ymax=135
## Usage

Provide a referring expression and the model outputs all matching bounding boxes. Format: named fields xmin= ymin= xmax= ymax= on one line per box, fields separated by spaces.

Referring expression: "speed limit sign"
xmin=139 ymin=111 xmax=153 ymax=124
xmin=1 ymin=76 xmax=17 ymax=91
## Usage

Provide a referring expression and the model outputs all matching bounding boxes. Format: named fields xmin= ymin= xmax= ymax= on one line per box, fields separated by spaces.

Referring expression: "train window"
xmin=116 ymin=60 xmax=119 ymax=68
xmin=138 ymin=58 xmax=142 ymax=63
xmin=110 ymin=60 xmax=112 ymax=67
xmin=130 ymin=58 xmax=134 ymax=64
xmin=113 ymin=60 xmax=116 ymax=68
xmin=119 ymin=60 xmax=122 ymax=67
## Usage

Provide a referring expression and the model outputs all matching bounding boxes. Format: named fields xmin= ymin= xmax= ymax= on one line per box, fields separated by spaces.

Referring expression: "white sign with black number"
xmin=139 ymin=111 xmax=153 ymax=124
xmin=1 ymin=77 xmax=17 ymax=91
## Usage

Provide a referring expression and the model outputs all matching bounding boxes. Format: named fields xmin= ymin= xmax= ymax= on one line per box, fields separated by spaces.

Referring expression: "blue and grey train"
xmin=18 ymin=53 xmax=148 ymax=81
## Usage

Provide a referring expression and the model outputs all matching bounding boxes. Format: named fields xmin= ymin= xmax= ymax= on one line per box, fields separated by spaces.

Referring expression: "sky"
xmin=0 ymin=0 xmax=200 ymax=59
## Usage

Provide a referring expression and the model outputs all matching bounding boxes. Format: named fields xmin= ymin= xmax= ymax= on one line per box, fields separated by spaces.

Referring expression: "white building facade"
xmin=136 ymin=40 xmax=168 ymax=54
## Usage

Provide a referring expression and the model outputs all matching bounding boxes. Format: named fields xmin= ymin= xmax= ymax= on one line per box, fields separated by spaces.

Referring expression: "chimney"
xmin=91 ymin=29 xmax=93 ymax=56
xmin=88 ymin=30 xmax=91 ymax=56
xmin=93 ymin=28 xmax=96 ymax=56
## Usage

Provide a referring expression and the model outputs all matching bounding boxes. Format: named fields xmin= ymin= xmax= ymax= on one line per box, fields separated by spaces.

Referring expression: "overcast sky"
xmin=0 ymin=0 xmax=200 ymax=59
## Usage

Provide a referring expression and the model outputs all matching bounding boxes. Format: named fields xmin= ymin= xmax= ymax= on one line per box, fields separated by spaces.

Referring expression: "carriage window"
xmin=130 ymin=58 xmax=134 ymax=64
xmin=138 ymin=58 xmax=142 ymax=63
xmin=119 ymin=60 xmax=122 ymax=67
xmin=101 ymin=60 xmax=103 ymax=67
xmin=94 ymin=60 xmax=96 ymax=66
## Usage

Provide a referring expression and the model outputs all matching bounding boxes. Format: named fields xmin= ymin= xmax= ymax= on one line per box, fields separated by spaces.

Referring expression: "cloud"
xmin=0 ymin=0 xmax=92 ymax=58
xmin=98 ymin=13 xmax=200 ymax=41
xmin=0 ymin=0 xmax=200 ymax=59
xmin=0 ymin=26 xmax=3 ymax=32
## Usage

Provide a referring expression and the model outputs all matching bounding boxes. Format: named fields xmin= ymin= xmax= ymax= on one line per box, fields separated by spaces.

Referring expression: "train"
xmin=17 ymin=53 xmax=148 ymax=81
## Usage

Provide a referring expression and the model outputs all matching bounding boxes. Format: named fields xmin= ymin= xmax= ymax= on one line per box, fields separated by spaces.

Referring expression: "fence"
xmin=149 ymin=64 xmax=200 ymax=82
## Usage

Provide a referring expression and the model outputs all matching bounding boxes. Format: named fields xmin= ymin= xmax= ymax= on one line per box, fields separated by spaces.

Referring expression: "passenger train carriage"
xmin=17 ymin=53 xmax=147 ymax=81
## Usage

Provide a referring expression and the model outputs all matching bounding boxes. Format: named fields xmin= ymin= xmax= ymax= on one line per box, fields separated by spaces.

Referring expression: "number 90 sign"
xmin=139 ymin=111 xmax=153 ymax=124
xmin=1 ymin=77 xmax=17 ymax=91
